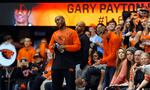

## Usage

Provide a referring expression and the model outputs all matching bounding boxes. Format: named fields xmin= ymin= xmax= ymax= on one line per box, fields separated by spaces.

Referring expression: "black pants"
xmin=31 ymin=75 xmax=46 ymax=90
xmin=85 ymin=67 xmax=101 ymax=90
xmin=45 ymin=82 xmax=53 ymax=90
xmin=52 ymin=68 xmax=75 ymax=90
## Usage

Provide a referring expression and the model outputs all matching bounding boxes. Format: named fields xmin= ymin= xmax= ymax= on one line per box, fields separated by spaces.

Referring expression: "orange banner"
xmin=30 ymin=2 xmax=149 ymax=26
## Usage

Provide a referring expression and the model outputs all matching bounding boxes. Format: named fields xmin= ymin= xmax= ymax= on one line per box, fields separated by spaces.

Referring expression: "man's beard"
xmin=58 ymin=23 xmax=65 ymax=29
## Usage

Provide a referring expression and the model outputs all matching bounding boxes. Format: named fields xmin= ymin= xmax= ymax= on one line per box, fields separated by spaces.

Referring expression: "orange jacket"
xmin=100 ymin=31 xmax=122 ymax=67
xmin=49 ymin=27 xmax=81 ymax=52
xmin=17 ymin=46 xmax=36 ymax=63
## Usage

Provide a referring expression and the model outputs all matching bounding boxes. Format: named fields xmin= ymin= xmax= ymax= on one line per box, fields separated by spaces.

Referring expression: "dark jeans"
xmin=52 ymin=68 xmax=75 ymax=90
xmin=31 ymin=75 xmax=46 ymax=90
xmin=45 ymin=82 xmax=52 ymax=90
xmin=102 ymin=67 xmax=116 ymax=90
xmin=85 ymin=67 xmax=101 ymax=90
xmin=105 ymin=86 xmax=128 ymax=90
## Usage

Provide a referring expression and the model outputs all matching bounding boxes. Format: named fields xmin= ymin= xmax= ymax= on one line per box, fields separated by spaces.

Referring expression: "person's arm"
xmin=100 ymin=37 xmax=121 ymax=64
xmin=31 ymin=49 xmax=36 ymax=63
xmin=128 ymin=81 xmax=135 ymax=90
xmin=97 ymin=70 xmax=105 ymax=90
xmin=64 ymin=31 xmax=81 ymax=52
xmin=17 ymin=49 xmax=22 ymax=67
xmin=82 ymin=35 xmax=90 ymax=66
xmin=141 ymin=35 xmax=150 ymax=41
xmin=128 ymin=64 xmax=139 ymax=90
xmin=95 ymin=37 xmax=103 ymax=48
xmin=48 ymin=33 xmax=56 ymax=59
xmin=136 ymin=80 xmax=149 ymax=90
xmin=134 ymin=31 xmax=142 ymax=44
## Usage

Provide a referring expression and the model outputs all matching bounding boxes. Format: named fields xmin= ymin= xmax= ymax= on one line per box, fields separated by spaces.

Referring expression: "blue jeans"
xmin=102 ymin=67 xmax=116 ymax=90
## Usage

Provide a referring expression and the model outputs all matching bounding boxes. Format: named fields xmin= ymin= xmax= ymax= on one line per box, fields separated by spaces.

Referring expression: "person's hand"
xmin=32 ymin=67 xmax=38 ymax=71
xmin=97 ymin=84 xmax=102 ymax=90
xmin=139 ymin=43 xmax=145 ymax=49
xmin=21 ymin=62 xmax=29 ymax=68
xmin=56 ymin=44 xmax=65 ymax=53
xmin=95 ymin=42 xmax=103 ymax=48
xmin=59 ymin=45 xmax=65 ymax=49
xmin=50 ymin=44 xmax=55 ymax=49
xmin=132 ymin=65 xmax=138 ymax=77
xmin=95 ymin=42 xmax=99 ymax=46
xmin=125 ymin=32 xmax=132 ymax=36
xmin=136 ymin=88 xmax=140 ymax=90
xmin=90 ymin=43 xmax=95 ymax=48
xmin=94 ymin=60 xmax=100 ymax=65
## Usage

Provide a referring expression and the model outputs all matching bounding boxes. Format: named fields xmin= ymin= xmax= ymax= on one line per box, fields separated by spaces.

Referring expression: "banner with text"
xmin=31 ymin=2 xmax=149 ymax=26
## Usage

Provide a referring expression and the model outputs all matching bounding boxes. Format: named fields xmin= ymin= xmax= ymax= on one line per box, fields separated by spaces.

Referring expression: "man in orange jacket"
xmin=100 ymin=19 xmax=122 ymax=90
xmin=49 ymin=16 xmax=81 ymax=90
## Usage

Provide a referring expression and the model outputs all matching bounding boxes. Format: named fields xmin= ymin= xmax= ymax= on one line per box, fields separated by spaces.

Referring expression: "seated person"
xmin=75 ymin=50 xmax=105 ymax=90
xmin=107 ymin=48 xmax=128 ymax=90
xmin=136 ymin=53 xmax=150 ymax=90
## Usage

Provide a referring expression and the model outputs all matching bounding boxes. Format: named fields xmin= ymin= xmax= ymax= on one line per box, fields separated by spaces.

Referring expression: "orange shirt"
xmin=100 ymin=31 xmax=122 ymax=67
xmin=140 ymin=32 xmax=150 ymax=53
xmin=17 ymin=46 xmax=36 ymax=63
xmin=49 ymin=27 xmax=81 ymax=52
xmin=130 ymin=39 xmax=136 ymax=47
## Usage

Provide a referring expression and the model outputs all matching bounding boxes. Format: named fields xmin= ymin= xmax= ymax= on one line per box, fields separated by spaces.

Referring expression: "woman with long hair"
xmin=110 ymin=48 xmax=127 ymax=86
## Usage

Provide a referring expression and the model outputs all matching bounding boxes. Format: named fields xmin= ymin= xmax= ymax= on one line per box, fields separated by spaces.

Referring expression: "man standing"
xmin=75 ymin=21 xmax=90 ymax=69
xmin=100 ymin=19 xmax=122 ymax=90
xmin=49 ymin=16 xmax=81 ymax=90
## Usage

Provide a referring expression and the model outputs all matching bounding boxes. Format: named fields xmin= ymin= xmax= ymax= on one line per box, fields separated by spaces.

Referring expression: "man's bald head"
xmin=55 ymin=16 xmax=66 ymax=29
xmin=75 ymin=21 xmax=86 ymax=34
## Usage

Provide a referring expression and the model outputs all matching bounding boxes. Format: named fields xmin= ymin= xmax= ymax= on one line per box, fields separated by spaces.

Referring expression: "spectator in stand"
xmin=75 ymin=21 xmax=90 ymax=69
xmin=109 ymin=48 xmax=128 ymax=89
xmin=85 ymin=30 xmax=91 ymax=38
xmin=140 ymin=17 xmax=150 ymax=53
xmin=40 ymin=59 xmax=53 ymax=90
xmin=89 ymin=24 xmax=103 ymax=56
xmin=126 ymin=47 xmax=136 ymax=80
xmin=100 ymin=19 xmax=122 ymax=90
xmin=137 ymin=7 xmax=149 ymax=19
xmin=36 ymin=38 xmax=52 ymax=63
xmin=13 ymin=37 xmax=35 ymax=90
xmin=17 ymin=37 xmax=36 ymax=67
xmin=122 ymin=18 xmax=132 ymax=48
xmin=75 ymin=50 xmax=104 ymax=90
xmin=30 ymin=53 xmax=47 ymax=90
xmin=136 ymin=53 xmax=150 ymax=90
xmin=128 ymin=50 xmax=144 ymax=90
xmin=96 ymin=23 xmax=105 ymax=38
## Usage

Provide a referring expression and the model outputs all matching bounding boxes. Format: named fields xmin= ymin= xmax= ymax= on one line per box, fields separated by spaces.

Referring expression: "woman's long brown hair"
xmin=115 ymin=47 xmax=126 ymax=76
